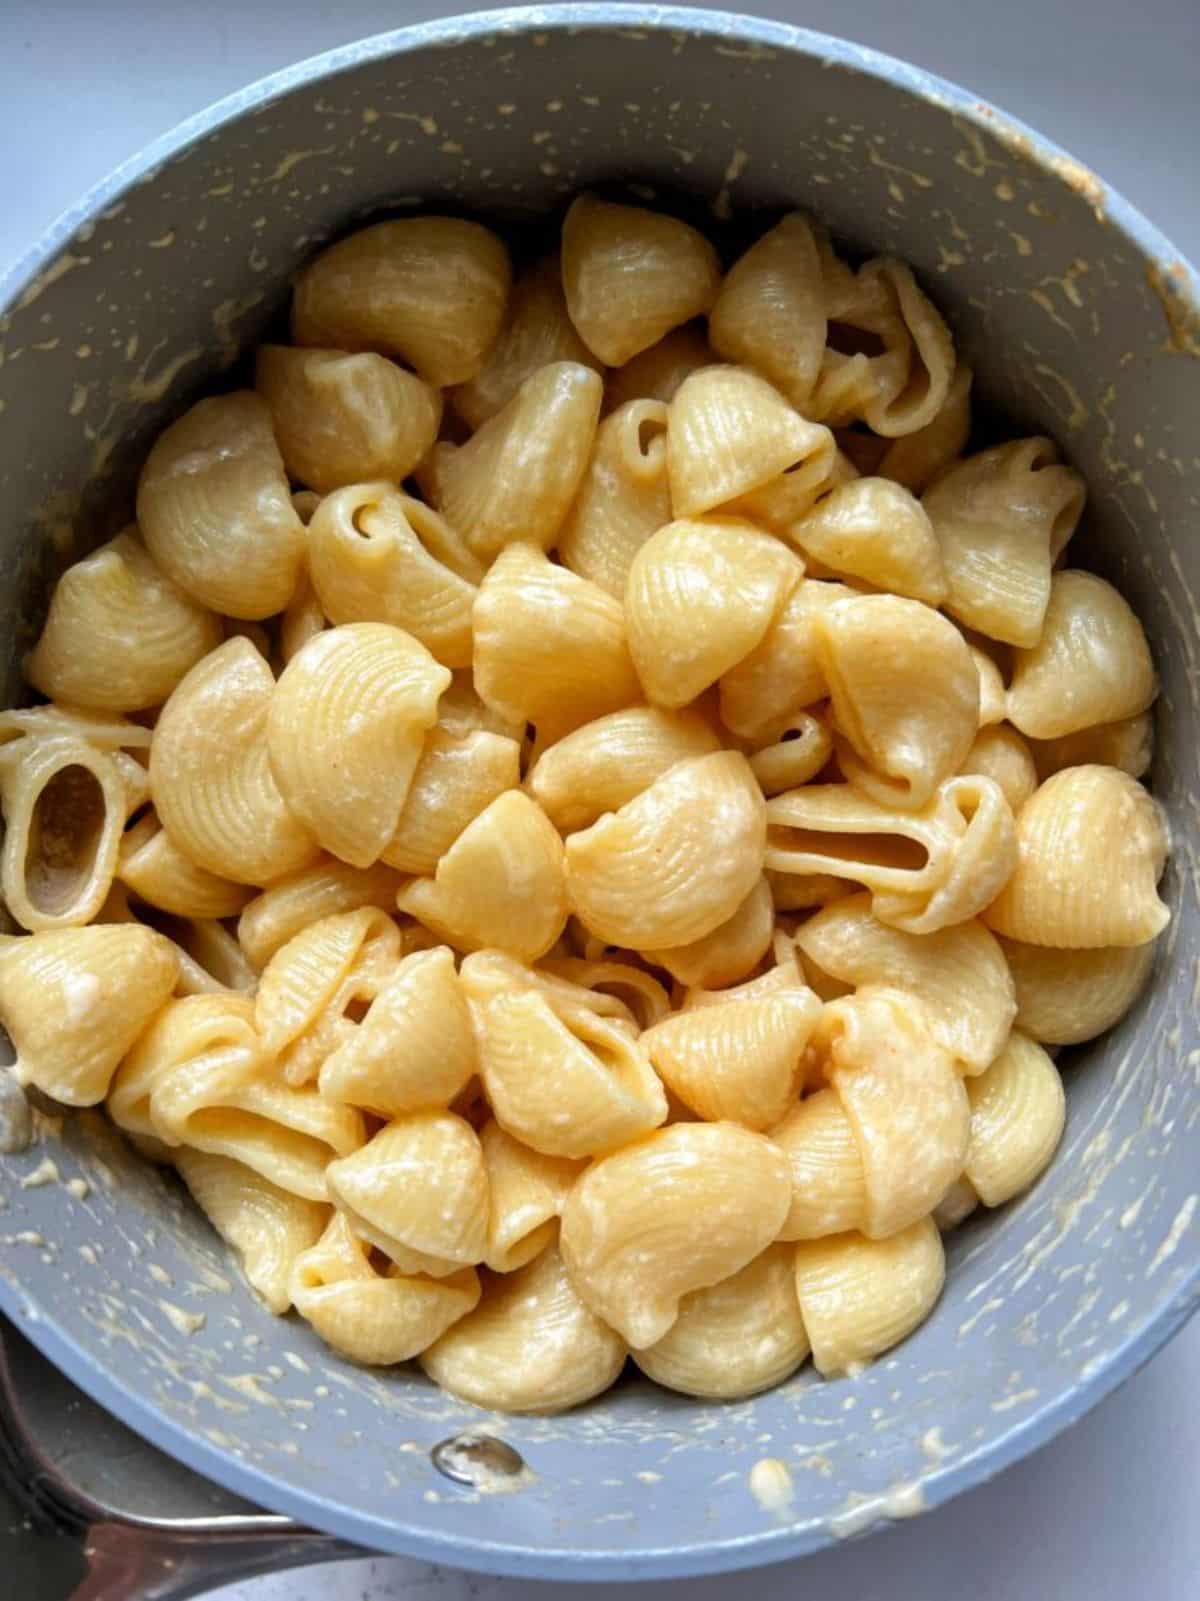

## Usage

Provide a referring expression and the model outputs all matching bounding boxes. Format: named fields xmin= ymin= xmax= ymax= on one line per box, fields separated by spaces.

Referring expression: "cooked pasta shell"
xmin=26 ymin=530 xmax=222 ymax=712
xmin=770 ymin=1089 xmax=869 ymax=1240
xmin=560 ymin=1121 xmax=791 ymax=1349
xmin=957 ymin=725 xmax=1038 ymax=815
xmin=151 ymin=637 xmax=318 ymax=886
xmin=397 ymin=790 xmax=567 ymax=963
xmin=680 ymin=945 xmax=815 ymax=1012
xmin=727 ymin=426 xmax=841 ymax=534
xmin=719 ymin=578 xmax=856 ymax=742
xmin=290 ymin=1212 xmax=480 ymax=1365
xmin=535 ymin=956 xmax=672 ymax=1029
xmin=654 ymin=875 xmax=775 ymax=989
xmin=472 ymin=987 xmax=665 ymax=1158
xmin=748 ymin=713 xmax=835 ymax=797
xmin=983 ymin=765 xmax=1168 ymax=947
xmin=817 ymin=988 xmax=970 ymax=1237
xmin=255 ymin=907 xmax=394 ymax=1059
xmin=382 ymin=727 xmax=520 ymax=874
xmin=557 ymin=398 xmax=672 ymax=598
xmin=0 ymin=704 xmax=152 ymax=754
xmin=527 ymin=706 xmax=720 ymax=834
xmin=237 ymin=856 xmax=403 ymax=971
xmin=136 ymin=392 xmax=305 ymax=619
xmin=255 ymin=345 xmax=441 ymax=493
xmin=878 ymin=363 xmax=973 ymax=493
xmin=766 ymin=870 xmax=857 ymax=914
xmin=0 ymin=734 xmax=127 ymax=931
xmin=709 ymin=212 xmax=826 ymax=411
xmin=933 ymin=1175 xmax=980 ymax=1232
xmin=964 ymin=1032 xmax=1065 ymax=1206
xmin=164 ymin=919 xmax=259 ymax=997
xmin=1008 ymin=570 xmax=1158 ymax=740
xmin=421 ymin=1244 xmax=627 ymax=1413
xmin=789 ymin=479 xmax=946 ymax=605
xmin=968 ymin=644 xmax=1009 ymax=728
xmin=306 ymin=484 xmax=480 ymax=669
xmin=793 ymin=1218 xmax=945 ymax=1375
xmin=479 ymin=1119 xmax=583 ymax=1273
xmin=435 ymin=668 xmax=526 ymax=743
xmin=643 ymin=989 xmax=820 ymax=1129
xmin=176 ymin=1149 xmax=329 ymax=1315
xmin=326 ymin=1111 xmax=487 ymax=1277
xmin=668 ymin=366 xmax=829 ymax=519
xmin=109 ymin=991 xmax=258 ymax=1143
xmin=816 ymin=594 xmax=979 ymax=810
xmin=625 ymin=518 xmax=800 ymax=708
xmin=1000 ymin=936 xmax=1156 ymax=1045
xmin=0 ymin=924 xmax=177 ymax=1106
xmin=565 ymin=751 xmax=766 ymax=950
xmin=634 ymin=1243 xmax=811 ymax=1399
xmin=119 ymin=811 xmax=252 ymax=920
xmin=428 ymin=361 xmax=603 ymax=562
xmin=765 ymin=781 xmax=950 ymax=900
xmin=268 ymin=623 xmax=449 ymax=868
xmin=922 ymin=438 xmax=1086 ymax=647
xmin=473 ymin=543 xmax=640 ymax=746
xmin=795 ymin=893 xmax=1015 ymax=1073
xmin=459 ymin=946 xmax=637 ymax=1024
xmin=562 ymin=193 xmax=720 ymax=366
xmin=1029 ymin=712 xmax=1153 ymax=784
xmin=318 ymin=946 xmax=477 ymax=1117
xmin=279 ymin=570 xmax=327 ymax=665
xmin=604 ymin=322 xmax=714 ymax=410
xmin=291 ymin=216 xmax=511 ymax=386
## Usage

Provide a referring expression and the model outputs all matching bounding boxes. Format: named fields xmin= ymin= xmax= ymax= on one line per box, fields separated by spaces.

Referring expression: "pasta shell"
xmin=642 ymin=989 xmax=821 ymax=1128
xmin=557 ymin=398 xmax=672 ymax=598
xmin=326 ymin=1111 xmax=487 ymax=1276
xmin=878 ymin=363 xmax=973 ymax=493
xmin=237 ymin=856 xmax=403 ymax=971
xmin=709 ymin=212 xmax=826 ymax=410
xmin=537 ymin=956 xmax=672 ymax=1029
xmin=109 ymin=991 xmax=258 ymax=1143
xmin=396 ymin=790 xmax=567 ymax=963
xmin=565 ymin=751 xmax=766 ymax=950
xmin=933 ymin=1176 xmax=980 ymax=1232
xmin=634 ymin=1243 xmax=810 ymax=1399
xmin=473 ymin=543 xmax=639 ymax=746
xmin=279 ymin=570 xmax=327 ymax=665
xmin=255 ymin=908 xmax=394 ymax=1059
xmin=982 ymin=766 xmax=1168 ymax=947
xmin=1007 ymin=570 xmax=1157 ymax=740
xmin=0 ymin=924 xmax=177 ymax=1106
xmin=719 ymin=578 xmax=856 ymax=742
xmin=306 ymin=484 xmax=480 ymax=669
xmin=770 ymin=1089 xmax=869 ymax=1240
xmin=964 ymin=1032 xmax=1065 ymax=1206
xmin=749 ymin=713 xmax=835 ymax=797
xmin=999 ymin=936 xmax=1156 ymax=1045
xmin=151 ymin=637 xmax=319 ymax=886
xmin=292 ymin=216 xmax=512 ymax=386
xmin=479 ymin=1119 xmax=583 ymax=1273
xmin=26 ymin=530 xmax=222 ymax=713
xmin=527 ymin=706 xmax=720 ymax=834
xmin=1029 ymin=712 xmax=1154 ymax=784
xmin=118 ymin=811 xmax=252 ymax=920
xmin=795 ymin=894 xmax=1015 ymax=1073
xmin=176 ymin=1149 xmax=328 ymax=1315
xmin=872 ymin=775 xmax=1018 ymax=935
xmin=654 ymin=875 xmax=776 ymax=989
xmin=957 ymin=725 xmax=1038 ymax=815
xmin=421 ymin=1244 xmax=627 ymax=1414
xmin=255 ymin=345 xmax=441 ymax=493
xmin=626 ymin=519 xmax=799 ymax=708
xmin=0 ymin=704 xmax=152 ymax=753
xmin=268 ymin=623 xmax=450 ymax=868
xmin=793 ymin=1218 xmax=945 ymax=1375
xmin=136 ymin=392 xmax=305 ymax=619
xmin=382 ymin=727 xmax=520 ymax=874
xmin=604 ymin=322 xmax=714 ymax=410
xmin=562 ymin=194 xmax=720 ymax=366
xmin=789 ymin=479 xmax=946 ymax=605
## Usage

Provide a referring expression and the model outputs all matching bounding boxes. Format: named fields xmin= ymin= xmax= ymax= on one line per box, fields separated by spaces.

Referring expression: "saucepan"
xmin=0 ymin=5 xmax=1197 ymax=1584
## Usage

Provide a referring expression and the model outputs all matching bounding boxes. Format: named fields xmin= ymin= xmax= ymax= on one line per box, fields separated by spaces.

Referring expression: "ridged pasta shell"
xmin=562 ymin=194 xmax=720 ymax=366
xmin=748 ymin=713 xmax=835 ymax=797
xmin=326 ymin=1111 xmax=487 ymax=1277
xmin=634 ymin=1243 xmax=810 ymax=1399
xmin=109 ymin=992 xmax=259 ymax=1143
xmin=964 ymin=1032 xmax=1065 ymax=1206
xmin=237 ymin=857 xmax=402 ymax=971
xmin=26 ymin=530 xmax=222 ymax=712
xmin=719 ymin=578 xmax=856 ymax=742
xmin=421 ymin=1244 xmax=627 ymax=1414
xmin=654 ymin=875 xmax=776 ymax=988
xmin=565 ymin=751 xmax=766 ymax=950
xmin=382 ymin=728 xmax=520 ymax=874
xmin=119 ymin=811 xmax=252 ymax=920
xmin=793 ymin=1217 xmax=945 ymax=1375
xmin=770 ymin=1088 xmax=869 ymax=1240
xmin=268 ymin=623 xmax=450 ymax=868
xmin=789 ymin=478 xmax=946 ymax=604
xmin=604 ymin=323 xmax=714 ymax=410
xmin=473 ymin=543 xmax=640 ymax=746
xmin=933 ymin=1175 xmax=980 ymax=1233
xmin=535 ymin=957 xmax=672 ymax=1030
xmin=255 ymin=907 xmax=396 ymax=1059
xmin=642 ymin=989 xmax=820 ymax=1129
xmin=527 ymin=706 xmax=720 ymax=833
xmin=291 ymin=216 xmax=512 ymax=386
xmin=479 ymin=1119 xmax=583 ymax=1273
xmin=307 ymin=485 xmax=480 ymax=669
xmin=0 ymin=924 xmax=177 ymax=1106
xmin=255 ymin=346 xmax=442 ymax=493
xmin=396 ymin=790 xmax=567 ymax=963
xmin=957 ymin=726 xmax=1038 ymax=816
xmin=625 ymin=518 xmax=801 ymax=707
xmin=999 ymin=936 xmax=1156 ymax=1045
xmin=709 ymin=212 xmax=826 ymax=411
xmin=558 ymin=398 xmax=672 ymax=598
xmin=878 ymin=363 xmax=973 ymax=493
xmin=176 ymin=1149 xmax=328 ymax=1315
xmin=983 ymin=766 xmax=1168 ymax=947
xmin=795 ymin=893 xmax=1015 ymax=1073
xmin=1029 ymin=712 xmax=1153 ymax=784
xmin=559 ymin=1121 xmax=792 ymax=1348
xmin=151 ymin=637 xmax=318 ymax=887
xmin=136 ymin=392 xmax=305 ymax=620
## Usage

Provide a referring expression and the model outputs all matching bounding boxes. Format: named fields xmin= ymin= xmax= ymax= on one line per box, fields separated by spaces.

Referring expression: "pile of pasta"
xmin=0 ymin=196 xmax=1169 ymax=1413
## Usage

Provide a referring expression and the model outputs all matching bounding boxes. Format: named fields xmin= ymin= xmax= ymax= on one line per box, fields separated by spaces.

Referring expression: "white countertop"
xmin=3 ymin=4 xmax=1198 ymax=1598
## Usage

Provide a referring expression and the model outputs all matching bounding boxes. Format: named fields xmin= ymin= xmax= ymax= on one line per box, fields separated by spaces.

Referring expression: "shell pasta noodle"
xmin=0 ymin=190 xmax=1171 ymax=1416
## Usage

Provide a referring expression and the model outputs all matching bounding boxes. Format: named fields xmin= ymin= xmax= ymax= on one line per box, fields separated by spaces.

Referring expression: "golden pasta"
xmin=557 ymin=398 xmax=672 ymax=597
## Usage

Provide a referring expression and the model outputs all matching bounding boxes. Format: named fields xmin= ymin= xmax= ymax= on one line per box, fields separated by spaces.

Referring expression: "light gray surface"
xmin=2 ymin=3 xmax=1198 ymax=1598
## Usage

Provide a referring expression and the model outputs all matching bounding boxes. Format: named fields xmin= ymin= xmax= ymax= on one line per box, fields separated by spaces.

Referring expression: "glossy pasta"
xmin=2 ymin=193 xmax=1169 ymax=1416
